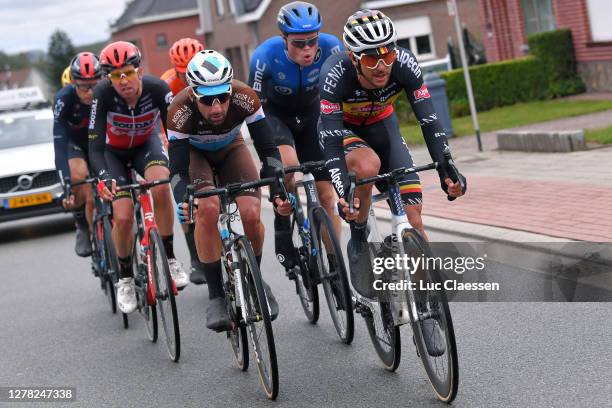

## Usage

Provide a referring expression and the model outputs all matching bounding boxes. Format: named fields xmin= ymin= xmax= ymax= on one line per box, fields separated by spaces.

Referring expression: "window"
xmin=586 ymin=0 xmax=612 ymax=41
xmin=394 ymin=16 xmax=435 ymax=60
xmin=215 ymin=0 xmax=224 ymax=17
xmin=521 ymin=0 xmax=555 ymax=36
xmin=156 ymin=34 xmax=167 ymax=48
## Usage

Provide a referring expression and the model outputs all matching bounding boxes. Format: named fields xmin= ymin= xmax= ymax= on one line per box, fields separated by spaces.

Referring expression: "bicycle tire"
xmin=102 ymin=216 xmax=118 ymax=315
xmin=402 ymin=229 xmax=458 ymax=403
xmin=223 ymin=259 xmax=249 ymax=371
xmin=236 ymin=236 xmax=278 ymax=400
xmin=150 ymin=228 xmax=181 ymax=362
xmin=364 ymin=299 xmax=401 ymax=371
xmin=291 ymin=210 xmax=319 ymax=323
xmin=312 ymin=207 xmax=354 ymax=344
xmin=134 ymin=239 xmax=157 ymax=343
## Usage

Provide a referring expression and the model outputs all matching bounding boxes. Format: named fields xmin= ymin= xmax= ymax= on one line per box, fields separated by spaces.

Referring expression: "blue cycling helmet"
xmin=277 ymin=1 xmax=322 ymax=34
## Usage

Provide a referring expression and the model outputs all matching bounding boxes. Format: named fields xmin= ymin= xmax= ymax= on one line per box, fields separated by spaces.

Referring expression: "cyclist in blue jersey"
xmin=53 ymin=52 xmax=102 ymax=257
xmin=248 ymin=1 xmax=344 ymax=276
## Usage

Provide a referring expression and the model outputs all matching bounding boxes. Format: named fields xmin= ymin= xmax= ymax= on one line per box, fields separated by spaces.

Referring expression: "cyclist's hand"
xmin=338 ymin=197 xmax=360 ymax=222
xmin=444 ymin=177 xmax=464 ymax=198
xmin=176 ymin=200 xmax=196 ymax=224
xmin=273 ymin=196 xmax=292 ymax=216
xmin=62 ymin=193 xmax=76 ymax=209
xmin=97 ymin=179 xmax=116 ymax=201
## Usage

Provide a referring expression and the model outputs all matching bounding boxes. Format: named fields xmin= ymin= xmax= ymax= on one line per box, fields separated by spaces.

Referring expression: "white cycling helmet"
xmin=186 ymin=50 xmax=233 ymax=95
xmin=343 ymin=9 xmax=397 ymax=54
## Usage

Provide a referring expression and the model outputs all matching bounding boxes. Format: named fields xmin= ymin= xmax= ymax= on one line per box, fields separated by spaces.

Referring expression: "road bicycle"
xmin=282 ymin=161 xmax=354 ymax=344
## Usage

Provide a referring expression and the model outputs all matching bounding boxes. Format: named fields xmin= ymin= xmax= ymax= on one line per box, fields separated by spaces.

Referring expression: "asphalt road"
xmin=0 ymin=209 xmax=610 ymax=408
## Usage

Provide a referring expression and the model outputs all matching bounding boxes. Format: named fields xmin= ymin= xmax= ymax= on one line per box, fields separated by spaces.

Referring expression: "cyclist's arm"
xmin=87 ymin=87 xmax=108 ymax=178
xmin=168 ymin=135 xmax=191 ymax=203
xmin=52 ymin=92 xmax=71 ymax=182
xmin=155 ymin=79 xmax=173 ymax=133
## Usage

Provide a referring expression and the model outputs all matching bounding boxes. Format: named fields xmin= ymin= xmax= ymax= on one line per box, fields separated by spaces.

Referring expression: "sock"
xmin=350 ymin=221 xmax=368 ymax=242
xmin=274 ymin=212 xmax=291 ymax=231
xmin=256 ymin=254 xmax=262 ymax=268
xmin=184 ymin=229 xmax=199 ymax=264
xmin=73 ymin=205 xmax=88 ymax=230
xmin=203 ymin=260 xmax=223 ymax=299
xmin=162 ymin=234 xmax=175 ymax=259
xmin=118 ymin=255 xmax=133 ymax=279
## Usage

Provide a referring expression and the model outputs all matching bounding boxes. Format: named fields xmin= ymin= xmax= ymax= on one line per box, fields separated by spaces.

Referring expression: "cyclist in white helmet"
xmin=168 ymin=50 xmax=291 ymax=331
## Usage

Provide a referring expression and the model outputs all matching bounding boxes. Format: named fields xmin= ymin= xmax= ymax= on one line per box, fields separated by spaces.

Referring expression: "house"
xmin=196 ymin=0 xmax=483 ymax=82
xmin=0 ymin=68 xmax=53 ymax=101
xmin=110 ymin=0 xmax=204 ymax=76
xmin=478 ymin=0 xmax=612 ymax=92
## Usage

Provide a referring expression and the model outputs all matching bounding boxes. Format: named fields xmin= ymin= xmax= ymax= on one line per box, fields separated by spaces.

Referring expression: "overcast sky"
xmin=0 ymin=0 xmax=128 ymax=54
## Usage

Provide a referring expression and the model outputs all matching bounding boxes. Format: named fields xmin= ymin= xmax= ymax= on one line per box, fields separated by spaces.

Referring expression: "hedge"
xmin=431 ymin=29 xmax=585 ymax=116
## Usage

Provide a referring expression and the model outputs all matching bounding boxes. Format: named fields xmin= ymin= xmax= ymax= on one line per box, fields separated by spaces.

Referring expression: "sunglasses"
xmin=74 ymin=82 xmax=97 ymax=91
xmin=195 ymin=92 xmax=232 ymax=106
xmin=354 ymin=50 xmax=397 ymax=69
xmin=289 ymin=35 xmax=319 ymax=49
xmin=108 ymin=68 xmax=139 ymax=83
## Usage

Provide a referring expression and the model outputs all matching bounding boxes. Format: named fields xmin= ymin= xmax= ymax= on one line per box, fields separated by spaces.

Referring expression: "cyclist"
xmin=169 ymin=50 xmax=290 ymax=331
xmin=248 ymin=1 xmax=344 ymax=275
xmin=319 ymin=10 xmax=467 ymax=300
xmin=53 ymin=52 xmax=102 ymax=257
xmin=89 ymin=41 xmax=189 ymax=314
xmin=160 ymin=37 xmax=208 ymax=285
xmin=61 ymin=66 xmax=72 ymax=87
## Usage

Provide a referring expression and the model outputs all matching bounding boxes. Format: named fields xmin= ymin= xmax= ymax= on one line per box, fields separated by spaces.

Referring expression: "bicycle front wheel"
xmin=134 ymin=239 xmax=157 ymax=343
xmin=291 ymin=212 xmax=319 ymax=323
xmin=312 ymin=207 xmax=354 ymax=344
xmin=403 ymin=229 xmax=458 ymax=403
xmin=236 ymin=237 xmax=278 ymax=400
xmin=224 ymin=257 xmax=249 ymax=371
xmin=150 ymin=229 xmax=180 ymax=362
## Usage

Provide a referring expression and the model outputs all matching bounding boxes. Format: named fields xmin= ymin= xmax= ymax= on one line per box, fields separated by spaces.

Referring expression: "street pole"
xmin=448 ymin=0 xmax=483 ymax=151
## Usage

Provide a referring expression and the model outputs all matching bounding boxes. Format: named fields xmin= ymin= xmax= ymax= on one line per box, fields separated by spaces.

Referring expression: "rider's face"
xmin=351 ymin=51 xmax=395 ymax=89
xmin=192 ymin=89 xmax=231 ymax=125
xmin=285 ymin=32 xmax=319 ymax=67
xmin=74 ymin=79 xmax=99 ymax=105
xmin=108 ymin=64 xmax=142 ymax=99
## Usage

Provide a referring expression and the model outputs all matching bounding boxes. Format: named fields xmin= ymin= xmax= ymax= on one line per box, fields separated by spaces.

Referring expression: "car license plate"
xmin=6 ymin=192 xmax=53 ymax=209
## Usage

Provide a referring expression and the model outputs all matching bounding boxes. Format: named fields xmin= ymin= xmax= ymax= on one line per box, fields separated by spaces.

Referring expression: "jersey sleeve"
xmin=52 ymin=89 xmax=71 ymax=181
xmin=88 ymin=83 xmax=109 ymax=177
xmin=167 ymin=91 xmax=195 ymax=202
xmin=318 ymin=55 xmax=357 ymax=200
xmin=247 ymin=46 xmax=271 ymax=105
xmin=396 ymin=48 xmax=449 ymax=164
xmin=154 ymin=78 xmax=173 ymax=133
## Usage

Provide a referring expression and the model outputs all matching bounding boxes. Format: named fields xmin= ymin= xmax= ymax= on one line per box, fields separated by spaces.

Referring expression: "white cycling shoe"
xmin=168 ymin=258 xmax=189 ymax=290
xmin=117 ymin=278 xmax=137 ymax=314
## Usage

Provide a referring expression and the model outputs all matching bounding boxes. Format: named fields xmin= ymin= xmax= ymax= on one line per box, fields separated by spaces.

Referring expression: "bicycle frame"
xmin=292 ymin=172 xmax=320 ymax=260
xmin=133 ymin=189 xmax=160 ymax=305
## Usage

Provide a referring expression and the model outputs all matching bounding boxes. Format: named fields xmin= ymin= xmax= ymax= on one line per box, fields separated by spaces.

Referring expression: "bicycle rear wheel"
xmin=312 ymin=207 xmax=354 ymax=344
xmin=291 ymin=212 xmax=319 ymax=323
xmin=236 ymin=237 xmax=278 ymax=400
xmin=150 ymin=229 xmax=180 ymax=362
xmin=363 ymin=299 xmax=401 ymax=371
xmin=402 ymin=229 xmax=458 ymax=403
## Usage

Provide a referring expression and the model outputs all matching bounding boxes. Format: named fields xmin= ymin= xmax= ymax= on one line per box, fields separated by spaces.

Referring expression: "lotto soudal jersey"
xmin=248 ymin=33 xmax=343 ymax=114
xmin=88 ymin=76 xmax=172 ymax=175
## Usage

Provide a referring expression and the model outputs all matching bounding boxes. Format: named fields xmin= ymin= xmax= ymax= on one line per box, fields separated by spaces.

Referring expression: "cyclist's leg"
xmin=68 ymin=143 xmax=94 ymax=256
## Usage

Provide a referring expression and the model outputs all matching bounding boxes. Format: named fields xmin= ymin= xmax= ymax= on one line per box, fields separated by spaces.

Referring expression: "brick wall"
xmin=479 ymin=0 xmax=527 ymax=62
xmin=112 ymin=15 xmax=202 ymax=77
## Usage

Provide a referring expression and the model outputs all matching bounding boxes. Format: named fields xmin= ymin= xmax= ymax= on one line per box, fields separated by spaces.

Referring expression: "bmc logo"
xmin=320 ymin=99 xmax=341 ymax=115
xmin=413 ymin=84 xmax=430 ymax=100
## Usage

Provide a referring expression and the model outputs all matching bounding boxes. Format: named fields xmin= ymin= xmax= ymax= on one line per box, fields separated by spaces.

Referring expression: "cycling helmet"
xmin=69 ymin=52 xmax=102 ymax=80
xmin=186 ymin=50 xmax=233 ymax=95
xmin=343 ymin=10 xmax=397 ymax=54
xmin=277 ymin=2 xmax=322 ymax=34
xmin=99 ymin=41 xmax=141 ymax=72
xmin=61 ymin=66 xmax=72 ymax=87
xmin=169 ymin=38 xmax=204 ymax=73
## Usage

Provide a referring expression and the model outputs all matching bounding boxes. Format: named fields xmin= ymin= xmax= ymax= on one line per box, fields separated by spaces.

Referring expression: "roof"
xmin=112 ymin=0 xmax=199 ymax=32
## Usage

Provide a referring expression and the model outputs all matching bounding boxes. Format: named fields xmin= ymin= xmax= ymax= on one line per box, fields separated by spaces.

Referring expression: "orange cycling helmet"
xmin=169 ymin=38 xmax=204 ymax=73
xmin=99 ymin=41 xmax=141 ymax=73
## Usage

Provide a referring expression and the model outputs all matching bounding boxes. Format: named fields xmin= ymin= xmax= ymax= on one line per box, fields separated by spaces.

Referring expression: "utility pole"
xmin=448 ymin=0 xmax=483 ymax=151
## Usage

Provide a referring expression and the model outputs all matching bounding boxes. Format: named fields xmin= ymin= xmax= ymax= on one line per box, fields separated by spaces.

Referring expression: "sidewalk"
xmin=408 ymin=109 xmax=612 ymax=242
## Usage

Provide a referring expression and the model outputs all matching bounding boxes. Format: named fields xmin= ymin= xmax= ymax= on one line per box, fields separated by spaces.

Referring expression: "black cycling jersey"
xmin=318 ymin=47 xmax=449 ymax=199
xmin=88 ymin=76 xmax=172 ymax=176
xmin=53 ymin=84 xmax=91 ymax=180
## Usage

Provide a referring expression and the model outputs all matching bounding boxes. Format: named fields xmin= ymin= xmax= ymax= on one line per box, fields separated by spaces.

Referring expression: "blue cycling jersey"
xmin=248 ymin=33 xmax=343 ymax=114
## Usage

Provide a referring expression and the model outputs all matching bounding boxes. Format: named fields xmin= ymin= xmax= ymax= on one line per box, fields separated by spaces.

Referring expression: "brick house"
xmin=479 ymin=0 xmax=612 ymax=91
xmin=196 ymin=0 xmax=482 ymax=82
xmin=110 ymin=0 xmax=204 ymax=77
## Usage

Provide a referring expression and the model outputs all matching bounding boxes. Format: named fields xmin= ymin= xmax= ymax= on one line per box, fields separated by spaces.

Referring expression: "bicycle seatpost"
xmin=347 ymin=172 xmax=356 ymax=214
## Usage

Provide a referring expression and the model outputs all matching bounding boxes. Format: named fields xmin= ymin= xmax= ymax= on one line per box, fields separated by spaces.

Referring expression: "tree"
xmin=46 ymin=30 xmax=75 ymax=90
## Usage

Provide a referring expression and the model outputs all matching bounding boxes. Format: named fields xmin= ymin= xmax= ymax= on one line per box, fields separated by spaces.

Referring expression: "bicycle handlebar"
xmin=116 ymin=178 xmax=171 ymax=193
xmin=283 ymin=160 xmax=326 ymax=175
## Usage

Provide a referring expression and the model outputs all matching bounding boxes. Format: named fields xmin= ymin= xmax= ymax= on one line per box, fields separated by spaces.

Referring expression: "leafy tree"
xmin=46 ymin=30 xmax=75 ymax=90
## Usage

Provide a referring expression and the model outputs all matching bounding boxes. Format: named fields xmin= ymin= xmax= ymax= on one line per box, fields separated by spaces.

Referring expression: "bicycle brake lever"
xmin=348 ymin=172 xmax=356 ymax=214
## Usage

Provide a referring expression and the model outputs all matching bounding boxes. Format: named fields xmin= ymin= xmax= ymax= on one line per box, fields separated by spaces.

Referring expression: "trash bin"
xmin=424 ymin=72 xmax=453 ymax=138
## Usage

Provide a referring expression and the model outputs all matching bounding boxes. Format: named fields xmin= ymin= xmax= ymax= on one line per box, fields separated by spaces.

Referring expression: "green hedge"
xmin=434 ymin=29 xmax=584 ymax=116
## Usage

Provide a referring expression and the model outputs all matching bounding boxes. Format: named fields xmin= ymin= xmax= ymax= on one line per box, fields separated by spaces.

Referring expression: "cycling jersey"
xmin=248 ymin=33 xmax=343 ymax=114
xmin=53 ymin=84 xmax=91 ymax=180
xmin=161 ymin=68 xmax=186 ymax=97
xmin=167 ymin=80 xmax=282 ymax=201
xmin=318 ymin=47 xmax=449 ymax=199
xmin=88 ymin=76 xmax=173 ymax=176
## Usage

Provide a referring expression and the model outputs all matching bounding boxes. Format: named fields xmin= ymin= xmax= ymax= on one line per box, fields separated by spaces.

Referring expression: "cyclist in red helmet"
xmin=53 ymin=51 xmax=102 ymax=257
xmin=90 ymin=41 xmax=189 ymax=314
xmin=160 ymin=37 xmax=208 ymax=285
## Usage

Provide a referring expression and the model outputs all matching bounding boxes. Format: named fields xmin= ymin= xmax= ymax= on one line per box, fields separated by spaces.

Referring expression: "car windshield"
xmin=0 ymin=111 xmax=53 ymax=149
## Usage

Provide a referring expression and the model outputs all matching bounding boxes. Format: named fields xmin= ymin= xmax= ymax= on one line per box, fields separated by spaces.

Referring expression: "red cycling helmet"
xmin=69 ymin=52 xmax=102 ymax=80
xmin=99 ymin=41 xmax=141 ymax=72
xmin=169 ymin=38 xmax=204 ymax=73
